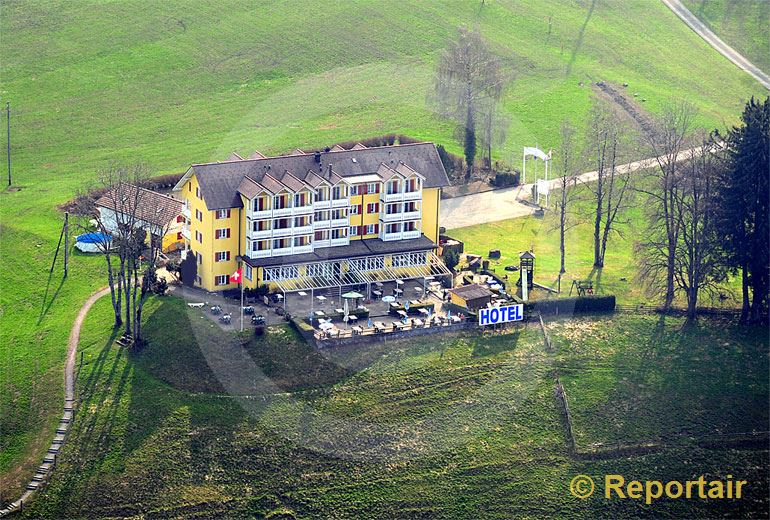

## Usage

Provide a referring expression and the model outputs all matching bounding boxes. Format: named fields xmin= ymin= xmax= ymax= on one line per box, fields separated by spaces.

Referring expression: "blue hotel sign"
xmin=478 ymin=304 xmax=524 ymax=326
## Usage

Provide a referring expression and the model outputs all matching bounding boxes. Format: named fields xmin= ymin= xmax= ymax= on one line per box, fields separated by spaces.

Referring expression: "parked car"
xmin=210 ymin=305 xmax=222 ymax=315
xmin=219 ymin=313 xmax=231 ymax=324
xmin=243 ymin=306 xmax=255 ymax=315
xmin=251 ymin=314 xmax=265 ymax=325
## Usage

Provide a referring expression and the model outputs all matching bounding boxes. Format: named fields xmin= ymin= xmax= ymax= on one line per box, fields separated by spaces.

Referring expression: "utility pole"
xmin=64 ymin=212 xmax=69 ymax=277
xmin=6 ymin=101 xmax=11 ymax=187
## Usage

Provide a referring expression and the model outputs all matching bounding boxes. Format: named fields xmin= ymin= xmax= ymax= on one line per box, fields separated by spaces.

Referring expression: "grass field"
xmin=15 ymin=296 xmax=768 ymax=518
xmin=683 ymin=0 xmax=770 ymax=72
xmin=1 ymin=0 xmax=767 ymax=503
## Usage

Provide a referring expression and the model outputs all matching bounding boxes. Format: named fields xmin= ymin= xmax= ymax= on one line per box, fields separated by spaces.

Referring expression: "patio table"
xmin=372 ymin=290 xmax=382 ymax=298
xmin=335 ymin=308 xmax=344 ymax=314
xmin=419 ymin=308 xmax=430 ymax=315
xmin=314 ymin=310 xmax=326 ymax=317
xmin=298 ymin=291 xmax=308 ymax=296
xmin=352 ymin=326 xmax=363 ymax=335
xmin=413 ymin=318 xmax=424 ymax=327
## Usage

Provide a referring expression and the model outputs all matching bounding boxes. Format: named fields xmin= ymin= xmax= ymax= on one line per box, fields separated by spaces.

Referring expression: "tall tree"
xmin=434 ymin=27 xmax=506 ymax=181
xmin=674 ymin=136 xmax=725 ymax=320
xmin=554 ymin=120 xmax=579 ymax=291
xmin=714 ymin=96 xmax=770 ymax=324
xmin=585 ymin=99 xmax=633 ymax=268
xmin=637 ymin=101 xmax=697 ymax=310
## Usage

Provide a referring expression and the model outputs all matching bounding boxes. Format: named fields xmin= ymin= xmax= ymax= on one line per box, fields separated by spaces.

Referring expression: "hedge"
xmin=523 ymin=295 xmax=616 ymax=315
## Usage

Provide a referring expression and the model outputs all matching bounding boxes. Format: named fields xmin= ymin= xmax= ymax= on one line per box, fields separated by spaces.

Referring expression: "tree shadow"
xmin=472 ymin=328 xmax=521 ymax=357
xmin=565 ymin=0 xmax=596 ymax=77
xmin=38 ymin=269 xmax=66 ymax=324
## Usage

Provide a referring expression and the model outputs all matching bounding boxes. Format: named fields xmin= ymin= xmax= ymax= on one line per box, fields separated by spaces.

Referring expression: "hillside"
xmin=0 ymin=0 xmax=767 ymax=501
xmin=683 ymin=0 xmax=770 ymax=72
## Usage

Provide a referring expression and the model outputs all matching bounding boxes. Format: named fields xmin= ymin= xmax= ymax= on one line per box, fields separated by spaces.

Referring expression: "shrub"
xmin=254 ymin=325 xmax=265 ymax=337
xmin=152 ymin=277 xmax=169 ymax=295
xmin=490 ymin=171 xmax=521 ymax=188
xmin=524 ymin=295 xmax=616 ymax=315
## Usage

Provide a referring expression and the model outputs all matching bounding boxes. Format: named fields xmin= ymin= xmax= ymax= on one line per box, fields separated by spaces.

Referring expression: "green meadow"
xmin=0 ymin=0 xmax=766 ymax=503
xmin=19 ymin=296 xmax=769 ymax=518
xmin=683 ymin=0 xmax=770 ymax=72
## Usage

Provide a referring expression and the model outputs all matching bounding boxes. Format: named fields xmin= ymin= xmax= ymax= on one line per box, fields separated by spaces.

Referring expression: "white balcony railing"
xmin=273 ymin=207 xmax=292 ymax=217
xmin=381 ymin=192 xmax=404 ymax=203
xmin=402 ymin=210 xmax=421 ymax=220
xmin=331 ymin=198 xmax=349 ymax=208
xmin=249 ymin=229 xmax=272 ymax=239
xmin=293 ymin=205 xmax=313 ymax=215
xmin=403 ymin=190 xmax=422 ymax=201
xmin=272 ymin=227 xmax=293 ymax=238
xmin=381 ymin=212 xmax=403 ymax=222
xmin=292 ymin=224 xmax=312 ymax=235
xmin=402 ymin=229 xmax=421 ymax=239
xmin=380 ymin=231 xmax=401 ymax=242
xmin=330 ymin=237 xmax=349 ymax=247
xmin=330 ymin=218 xmax=348 ymax=227
xmin=313 ymin=220 xmax=330 ymax=230
xmin=182 ymin=207 xmax=191 ymax=218
xmin=251 ymin=209 xmax=272 ymax=219
xmin=313 ymin=200 xmax=331 ymax=209
xmin=293 ymin=244 xmax=313 ymax=254
xmin=181 ymin=228 xmax=191 ymax=240
xmin=250 ymin=249 xmax=271 ymax=258
xmin=314 ymin=239 xmax=330 ymax=248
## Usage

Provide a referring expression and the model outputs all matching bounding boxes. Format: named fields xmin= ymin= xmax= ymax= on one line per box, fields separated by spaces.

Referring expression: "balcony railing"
xmin=181 ymin=228 xmax=190 ymax=239
xmin=251 ymin=208 xmax=272 ymax=219
xmin=313 ymin=220 xmax=330 ymax=230
xmin=330 ymin=218 xmax=348 ymax=227
xmin=403 ymin=190 xmax=422 ymax=201
xmin=402 ymin=210 xmax=421 ymax=220
xmin=250 ymin=249 xmax=271 ymax=258
xmin=293 ymin=244 xmax=313 ymax=254
xmin=402 ymin=229 xmax=421 ymax=239
xmin=313 ymin=200 xmax=331 ymax=209
xmin=182 ymin=207 xmax=191 ymax=218
xmin=272 ymin=227 xmax=293 ymax=237
xmin=330 ymin=237 xmax=349 ymax=247
xmin=331 ymin=198 xmax=349 ymax=208
xmin=292 ymin=224 xmax=312 ymax=235
xmin=381 ymin=191 xmax=404 ymax=202
xmin=248 ymin=228 xmax=272 ymax=239
xmin=273 ymin=207 xmax=292 ymax=217
xmin=313 ymin=239 xmax=330 ymax=248
xmin=381 ymin=212 xmax=403 ymax=222
xmin=293 ymin=205 xmax=313 ymax=215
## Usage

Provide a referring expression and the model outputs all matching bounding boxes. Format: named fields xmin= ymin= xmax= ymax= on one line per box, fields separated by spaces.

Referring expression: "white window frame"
xmin=215 ymin=275 xmax=229 ymax=286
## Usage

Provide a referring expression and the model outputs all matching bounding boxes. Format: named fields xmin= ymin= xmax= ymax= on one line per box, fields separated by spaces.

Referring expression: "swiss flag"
xmin=229 ymin=268 xmax=243 ymax=284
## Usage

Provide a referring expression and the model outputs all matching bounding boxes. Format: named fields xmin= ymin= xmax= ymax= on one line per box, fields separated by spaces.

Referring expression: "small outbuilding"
xmin=447 ymin=284 xmax=494 ymax=311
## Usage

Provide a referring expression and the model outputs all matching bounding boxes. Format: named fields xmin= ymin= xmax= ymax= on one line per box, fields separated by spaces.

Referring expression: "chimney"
xmin=327 ymin=163 xmax=332 ymax=178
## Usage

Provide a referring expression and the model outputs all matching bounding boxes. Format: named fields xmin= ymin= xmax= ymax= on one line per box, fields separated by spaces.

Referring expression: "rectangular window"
xmin=366 ymin=224 xmax=378 ymax=235
xmin=367 ymin=202 xmax=379 ymax=214
xmin=215 ymin=228 xmax=231 ymax=239
xmin=216 ymin=209 xmax=231 ymax=219
xmin=386 ymin=223 xmax=400 ymax=234
xmin=215 ymin=275 xmax=229 ymax=286
xmin=215 ymin=251 xmax=231 ymax=262
xmin=349 ymin=226 xmax=358 ymax=236
xmin=195 ymin=230 xmax=202 ymax=243
xmin=350 ymin=185 xmax=359 ymax=196
xmin=176 ymin=231 xmax=183 ymax=241
xmin=196 ymin=252 xmax=202 ymax=264
xmin=351 ymin=204 xmax=361 ymax=215
xmin=244 ymin=264 xmax=253 ymax=281
xmin=196 ymin=187 xmax=200 ymax=198
xmin=331 ymin=228 xmax=347 ymax=240
xmin=195 ymin=275 xmax=201 ymax=285
xmin=195 ymin=209 xmax=203 ymax=222
xmin=367 ymin=182 xmax=379 ymax=194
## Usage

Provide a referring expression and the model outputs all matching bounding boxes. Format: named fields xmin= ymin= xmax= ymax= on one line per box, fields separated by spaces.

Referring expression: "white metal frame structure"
xmin=522 ymin=146 xmax=551 ymax=185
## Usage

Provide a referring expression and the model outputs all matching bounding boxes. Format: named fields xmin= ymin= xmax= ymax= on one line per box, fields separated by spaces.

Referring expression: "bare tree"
xmin=637 ymin=101 xmax=697 ymax=310
xmin=478 ymin=108 xmax=511 ymax=168
xmin=674 ymin=135 xmax=725 ymax=320
xmin=553 ymin=121 xmax=580 ymax=292
xmin=434 ymin=27 xmax=506 ymax=181
xmin=84 ymin=164 xmax=171 ymax=346
xmin=584 ymin=99 xmax=633 ymax=268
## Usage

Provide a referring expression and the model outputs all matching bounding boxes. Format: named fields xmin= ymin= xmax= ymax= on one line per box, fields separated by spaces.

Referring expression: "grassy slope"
xmin=0 ymin=0 xmax=766 ymax=498
xmin=20 ymin=297 xmax=769 ymax=518
xmin=683 ymin=0 xmax=770 ymax=72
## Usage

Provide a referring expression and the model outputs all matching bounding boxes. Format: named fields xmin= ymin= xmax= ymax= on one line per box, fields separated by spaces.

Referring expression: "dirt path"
xmin=0 ymin=287 xmax=111 ymax=517
xmin=662 ymin=0 xmax=770 ymax=90
xmin=441 ymin=149 xmax=697 ymax=229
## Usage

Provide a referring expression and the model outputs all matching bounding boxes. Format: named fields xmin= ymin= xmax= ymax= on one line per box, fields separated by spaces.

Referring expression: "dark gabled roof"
xmin=96 ymin=184 xmax=183 ymax=228
xmin=185 ymin=142 xmax=450 ymax=210
xmin=244 ymin=235 xmax=437 ymax=268
xmin=448 ymin=284 xmax=494 ymax=301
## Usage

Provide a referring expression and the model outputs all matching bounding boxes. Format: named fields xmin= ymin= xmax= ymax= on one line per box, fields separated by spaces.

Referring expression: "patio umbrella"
xmin=343 ymin=298 xmax=349 ymax=323
xmin=341 ymin=291 xmax=364 ymax=299
xmin=404 ymin=300 xmax=410 ymax=310
xmin=382 ymin=295 xmax=396 ymax=303
xmin=367 ymin=318 xmax=373 ymax=328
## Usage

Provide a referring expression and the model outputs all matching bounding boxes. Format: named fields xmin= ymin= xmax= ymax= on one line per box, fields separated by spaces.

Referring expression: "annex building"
xmin=172 ymin=142 xmax=453 ymax=294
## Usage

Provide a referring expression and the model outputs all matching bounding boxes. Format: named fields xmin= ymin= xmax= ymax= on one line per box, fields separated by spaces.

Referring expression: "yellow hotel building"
xmin=173 ymin=142 xmax=452 ymax=294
